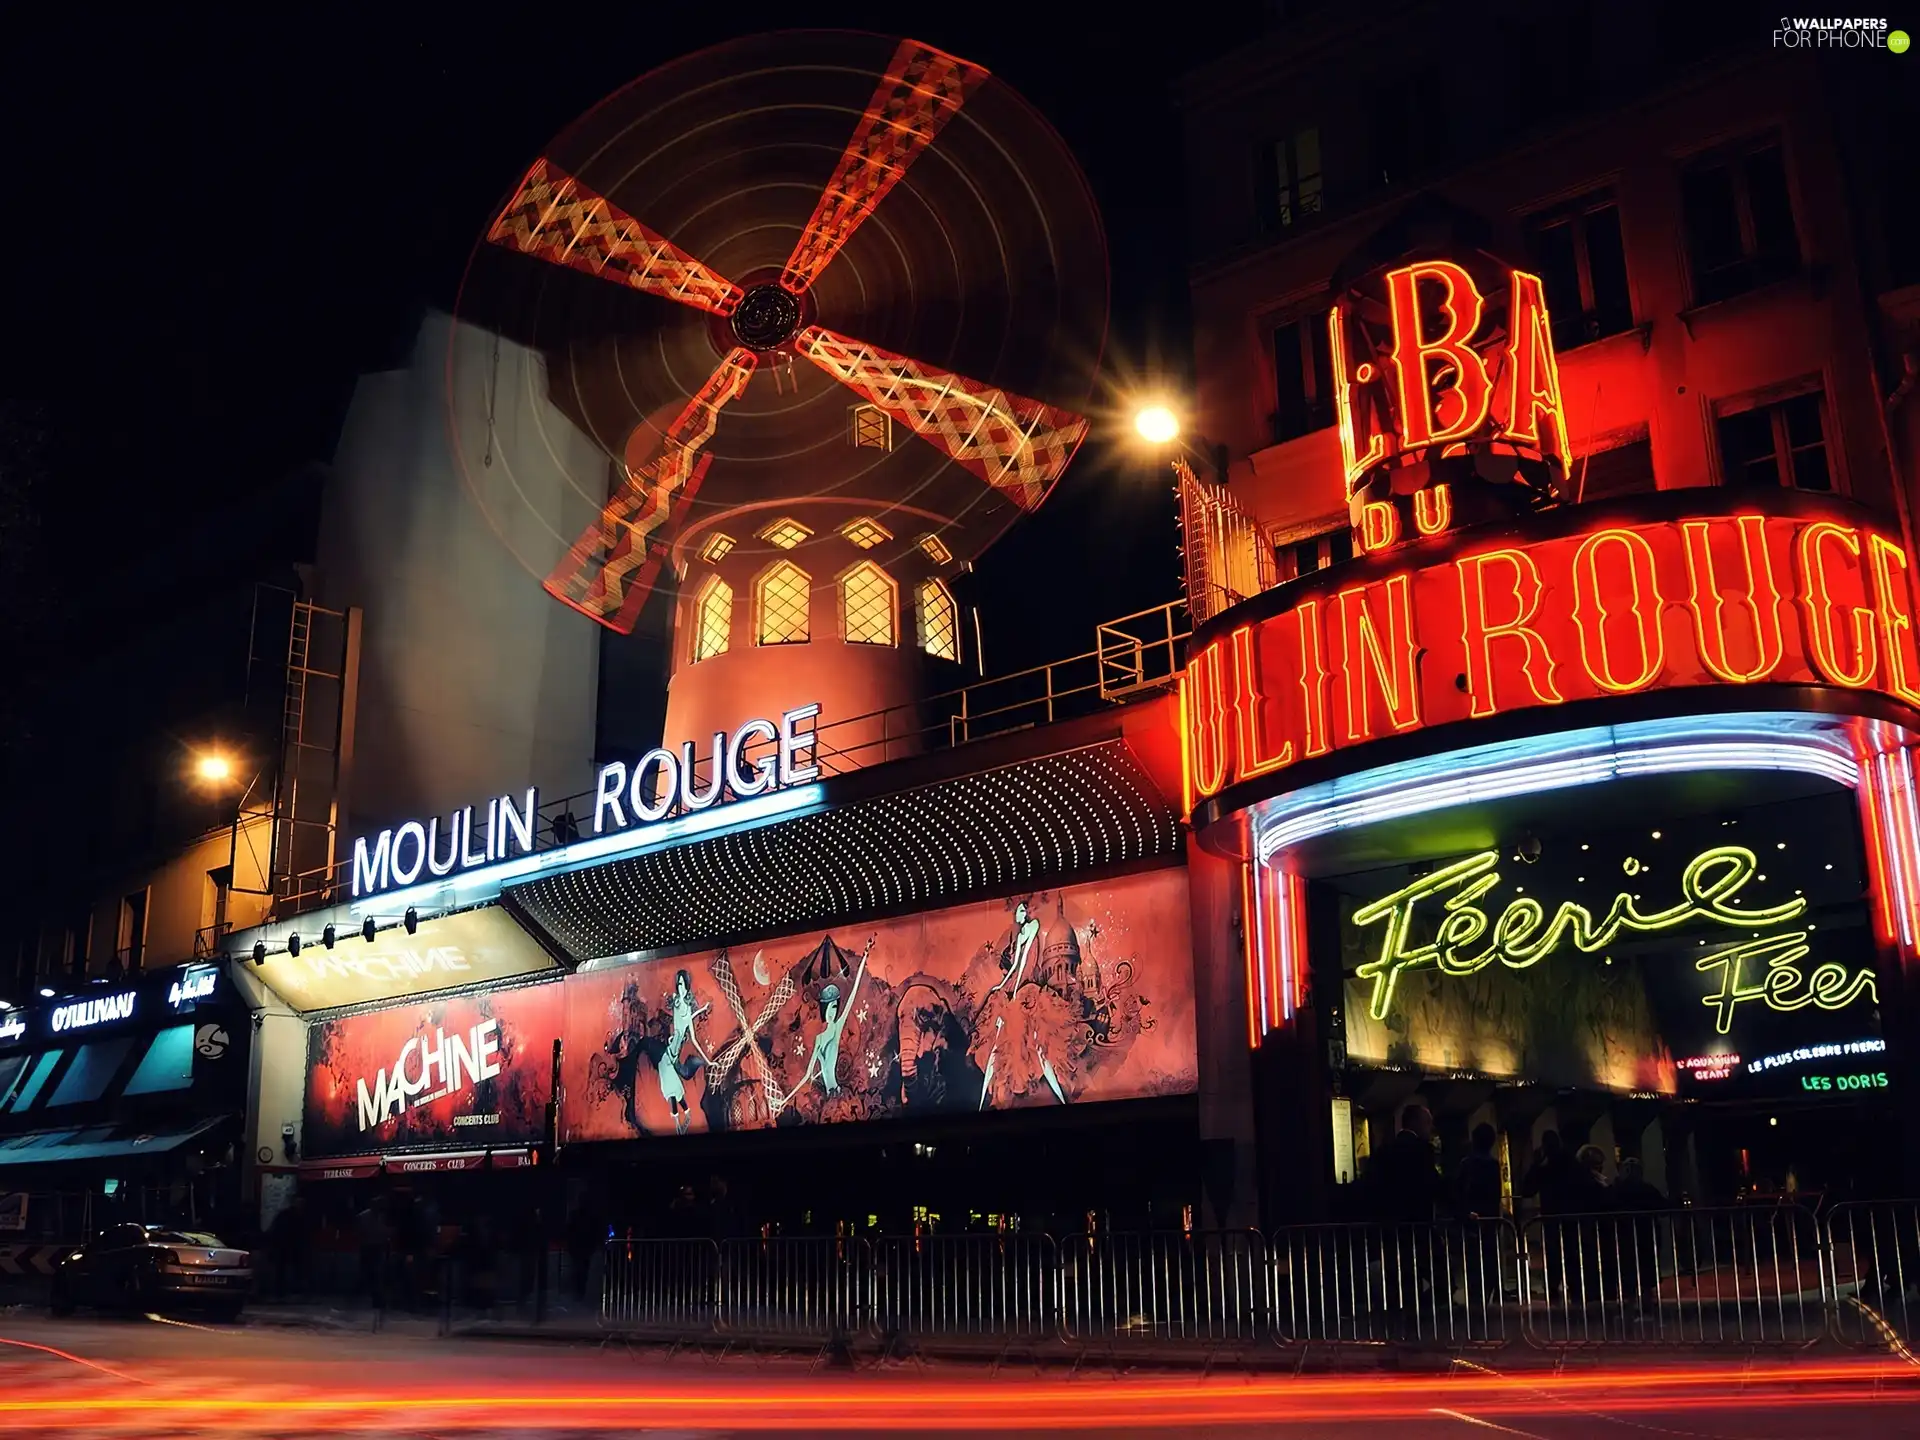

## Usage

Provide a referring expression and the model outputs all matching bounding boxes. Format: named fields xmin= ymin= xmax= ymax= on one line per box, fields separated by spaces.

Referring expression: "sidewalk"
xmin=245 ymin=1293 xmax=605 ymax=1340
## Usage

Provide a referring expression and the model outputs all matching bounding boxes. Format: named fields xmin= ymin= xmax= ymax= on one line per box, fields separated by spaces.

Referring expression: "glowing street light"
xmin=195 ymin=752 xmax=234 ymax=784
xmin=1134 ymin=405 xmax=1180 ymax=444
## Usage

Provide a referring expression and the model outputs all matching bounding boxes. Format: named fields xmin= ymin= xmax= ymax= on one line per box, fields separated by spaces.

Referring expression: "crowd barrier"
xmin=597 ymin=1204 xmax=1920 ymax=1355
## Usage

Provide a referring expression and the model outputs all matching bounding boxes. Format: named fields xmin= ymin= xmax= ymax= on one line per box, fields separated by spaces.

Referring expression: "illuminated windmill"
xmin=455 ymin=32 xmax=1108 ymax=767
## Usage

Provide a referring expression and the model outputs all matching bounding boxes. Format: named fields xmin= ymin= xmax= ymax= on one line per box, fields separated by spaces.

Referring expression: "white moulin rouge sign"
xmin=354 ymin=1018 xmax=502 ymax=1133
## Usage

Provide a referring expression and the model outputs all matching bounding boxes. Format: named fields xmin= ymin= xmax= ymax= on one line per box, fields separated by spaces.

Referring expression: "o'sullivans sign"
xmin=1182 ymin=492 xmax=1920 ymax=809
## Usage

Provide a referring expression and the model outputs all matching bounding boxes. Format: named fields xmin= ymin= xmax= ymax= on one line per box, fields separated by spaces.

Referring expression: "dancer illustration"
xmin=658 ymin=969 xmax=711 ymax=1134
xmin=988 ymin=900 xmax=1043 ymax=996
xmin=786 ymin=939 xmax=872 ymax=1104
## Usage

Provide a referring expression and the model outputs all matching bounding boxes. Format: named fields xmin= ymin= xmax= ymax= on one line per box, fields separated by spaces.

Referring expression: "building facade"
xmin=1173 ymin=6 xmax=1920 ymax=1225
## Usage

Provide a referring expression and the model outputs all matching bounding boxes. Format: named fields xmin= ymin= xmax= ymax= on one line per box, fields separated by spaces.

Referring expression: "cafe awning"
xmin=0 ymin=1114 xmax=234 ymax=1168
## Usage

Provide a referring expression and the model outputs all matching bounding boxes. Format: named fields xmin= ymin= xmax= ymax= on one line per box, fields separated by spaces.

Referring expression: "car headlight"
xmin=162 ymin=1250 xmax=181 ymax=1265
xmin=66 ymin=1252 xmax=83 ymax=1264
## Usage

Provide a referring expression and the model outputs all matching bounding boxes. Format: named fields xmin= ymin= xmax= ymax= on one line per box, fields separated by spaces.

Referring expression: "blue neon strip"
xmin=1254 ymin=712 xmax=1864 ymax=863
xmin=349 ymin=783 xmax=829 ymax=917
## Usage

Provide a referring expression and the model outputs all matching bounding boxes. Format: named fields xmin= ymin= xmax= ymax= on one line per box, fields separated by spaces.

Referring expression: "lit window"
xmin=692 ymin=576 xmax=732 ymax=662
xmin=841 ymin=517 xmax=892 ymax=550
xmin=755 ymin=561 xmax=811 ymax=645
xmin=917 ymin=533 xmax=952 ymax=566
xmin=759 ymin=518 xmax=812 ymax=551
xmin=851 ymin=404 xmax=892 ymax=450
xmin=841 ymin=561 xmax=896 ymax=646
xmin=699 ymin=532 xmax=736 ymax=563
xmin=917 ymin=579 xmax=958 ymax=661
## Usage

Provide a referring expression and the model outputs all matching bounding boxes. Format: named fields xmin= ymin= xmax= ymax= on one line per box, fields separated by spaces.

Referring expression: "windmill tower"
xmin=457 ymin=32 xmax=1108 ymax=774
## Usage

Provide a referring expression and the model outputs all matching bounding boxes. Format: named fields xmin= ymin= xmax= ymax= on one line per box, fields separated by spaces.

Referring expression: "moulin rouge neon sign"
xmin=1350 ymin=844 xmax=1877 ymax=1034
xmin=1181 ymin=494 xmax=1920 ymax=806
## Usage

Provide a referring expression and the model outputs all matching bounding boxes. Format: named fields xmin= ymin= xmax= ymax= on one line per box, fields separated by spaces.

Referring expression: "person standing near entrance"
xmin=1455 ymin=1125 xmax=1503 ymax=1220
xmin=355 ymin=1195 xmax=390 ymax=1311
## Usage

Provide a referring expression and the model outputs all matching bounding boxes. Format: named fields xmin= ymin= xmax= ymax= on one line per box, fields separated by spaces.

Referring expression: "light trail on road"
xmin=0 ymin=1351 xmax=1914 ymax=1433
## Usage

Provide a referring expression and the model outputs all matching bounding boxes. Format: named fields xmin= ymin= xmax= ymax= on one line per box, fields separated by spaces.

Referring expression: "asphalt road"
xmin=1 ymin=1312 xmax=1918 ymax=1436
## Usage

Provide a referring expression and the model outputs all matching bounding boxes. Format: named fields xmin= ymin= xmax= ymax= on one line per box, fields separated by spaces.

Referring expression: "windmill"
xmin=453 ymin=31 xmax=1107 ymax=771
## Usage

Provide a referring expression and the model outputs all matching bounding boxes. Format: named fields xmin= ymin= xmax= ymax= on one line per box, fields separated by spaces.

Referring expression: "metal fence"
xmin=596 ymin=1207 xmax=1920 ymax=1355
xmin=1520 ymin=1206 xmax=1828 ymax=1348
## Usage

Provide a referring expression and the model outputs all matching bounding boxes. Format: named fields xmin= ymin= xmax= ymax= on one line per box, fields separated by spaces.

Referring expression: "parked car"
xmin=50 ymin=1223 xmax=253 ymax=1320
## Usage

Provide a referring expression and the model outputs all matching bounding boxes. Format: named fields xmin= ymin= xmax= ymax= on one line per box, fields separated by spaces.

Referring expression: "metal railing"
xmin=1274 ymin=1221 xmax=1519 ymax=1347
xmin=1520 ymin=1207 xmax=1827 ymax=1348
xmin=273 ymin=599 xmax=1189 ymax=916
xmin=1061 ymin=1230 xmax=1269 ymax=1346
xmin=592 ymin=1206 xmax=1920 ymax=1356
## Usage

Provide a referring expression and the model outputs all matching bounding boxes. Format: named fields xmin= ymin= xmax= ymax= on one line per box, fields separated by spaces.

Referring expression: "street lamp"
xmin=1130 ymin=401 xmax=1227 ymax=484
xmin=1134 ymin=404 xmax=1179 ymax=444
xmin=194 ymin=752 xmax=234 ymax=784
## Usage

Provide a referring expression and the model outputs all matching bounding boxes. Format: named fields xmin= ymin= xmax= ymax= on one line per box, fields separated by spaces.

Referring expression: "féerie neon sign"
xmin=1350 ymin=844 xmax=1877 ymax=1033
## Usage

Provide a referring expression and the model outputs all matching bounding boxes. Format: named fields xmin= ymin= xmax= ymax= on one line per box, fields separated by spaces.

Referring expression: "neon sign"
xmin=1676 ymin=1054 xmax=1740 ymax=1081
xmin=1334 ymin=261 xmax=1569 ymax=501
xmin=1182 ymin=494 xmax=1920 ymax=811
xmin=591 ymin=704 xmax=820 ymax=836
xmin=1348 ymin=844 xmax=1877 ymax=1034
xmin=1748 ymin=1037 xmax=1886 ymax=1074
xmin=48 ymin=992 xmax=137 ymax=1033
xmin=353 ymin=789 xmax=539 ymax=900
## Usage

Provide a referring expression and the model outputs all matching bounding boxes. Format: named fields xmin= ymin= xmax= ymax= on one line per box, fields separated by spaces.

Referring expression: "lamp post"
xmin=1132 ymin=402 xmax=1229 ymax=485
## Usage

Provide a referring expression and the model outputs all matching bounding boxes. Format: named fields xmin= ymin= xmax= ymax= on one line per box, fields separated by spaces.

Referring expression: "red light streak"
xmin=0 ymin=1358 xmax=1912 ymax=1431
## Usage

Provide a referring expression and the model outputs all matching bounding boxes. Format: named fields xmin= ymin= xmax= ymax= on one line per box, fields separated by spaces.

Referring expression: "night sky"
xmin=0 ymin=6 xmax=1266 ymax=908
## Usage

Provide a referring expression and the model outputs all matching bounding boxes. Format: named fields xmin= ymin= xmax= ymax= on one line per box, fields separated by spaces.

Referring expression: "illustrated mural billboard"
xmin=1329 ymin=789 xmax=1884 ymax=1098
xmin=302 ymin=983 xmax=563 ymax=1158
xmin=563 ymin=866 xmax=1196 ymax=1139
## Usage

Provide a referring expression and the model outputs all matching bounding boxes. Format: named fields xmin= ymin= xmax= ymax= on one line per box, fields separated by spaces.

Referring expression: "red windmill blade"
xmin=776 ymin=40 xmax=989 ymax=296
xmin=488 ymin=158 xmax=743 ymax=317
xmin=543 ymin=348 xmax=757 ymax=632
xmin=795 ymin=326 xmax=1088 ymax=512
xmin=483 ymin=35 xmax=1090 ymax=635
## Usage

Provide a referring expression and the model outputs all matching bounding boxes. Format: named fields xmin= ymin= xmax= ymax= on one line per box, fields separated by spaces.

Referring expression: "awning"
xmin=0 ymin=1114 xmax=233 ymax=1168
xmin=504 ymin=733 xmax=1182 ymax=961
xmin=294 ymin=1148 xmax=536 ymax=1179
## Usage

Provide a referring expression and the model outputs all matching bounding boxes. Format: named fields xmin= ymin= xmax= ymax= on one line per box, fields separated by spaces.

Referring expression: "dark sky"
xmin=0 ymin=6 xmax=1266 ymax=902
xmin=4 ymin=5 xmax=1262 ymax=625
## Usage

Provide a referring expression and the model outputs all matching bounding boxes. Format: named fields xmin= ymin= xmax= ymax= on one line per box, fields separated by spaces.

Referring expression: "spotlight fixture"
xmin=252 ymin=941 xmax=266 ymax=966
xmin=37 ymin=986 xmax=56 ymax=998
xmin=362 ymin=916 xmax=377 ymax=943
xmin=322 ymin=924 xmax=337 ymax=950
xmin=404 ymin=907 xmax=418 ymax=935
xmin=287 ymin=933 xmax=301 ymax=958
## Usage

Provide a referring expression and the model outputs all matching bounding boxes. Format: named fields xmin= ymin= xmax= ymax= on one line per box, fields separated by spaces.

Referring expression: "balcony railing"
xmin=271 ymin=600 xmax=1190 ymax=918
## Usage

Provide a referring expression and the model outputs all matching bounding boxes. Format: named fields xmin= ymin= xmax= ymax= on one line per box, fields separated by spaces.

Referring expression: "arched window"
xmin=691 ymin=576 xmax=732 ymax=662
xmin=755 ymin=560 xmax=811 ymax=645
xmin=917 ymin=578 xmax=959 ymax=661
xmin=840 ymin=561 xmax=896 ymax=646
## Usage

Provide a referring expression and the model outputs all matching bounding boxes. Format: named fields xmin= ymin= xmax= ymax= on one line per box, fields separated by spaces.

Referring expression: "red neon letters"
xmin=1336 ymin=265 xmax=1573 ymax=495
xmin=1183 ymin=503 xmax=1920 ymax=804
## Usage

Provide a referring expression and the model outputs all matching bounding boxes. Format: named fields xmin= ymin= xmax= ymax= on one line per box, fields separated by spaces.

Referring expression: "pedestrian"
xmin=1375 ymin=1103 xmax=1445 ymax=1223
xmin=1454 ymin=1124 xmax=1503 ymax=1220
xmin=267 ymin=1193 xmax=309 ymax=1299
xmin=565 ymin=1203 xmax=602 ymax=1303
xmin=355 ymin=1195 xmax=389 ymax=1311
xmin=1609 ymin=1157 xmax=1665 ymax=1318
xmin=1371 ymin=1103 xmax=1444 ymax=1339
xmin=1521 ymin=1132 xmax=1578 ymax=1302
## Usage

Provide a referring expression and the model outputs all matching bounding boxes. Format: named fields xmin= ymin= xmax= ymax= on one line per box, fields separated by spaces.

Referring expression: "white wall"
xmin=317 ymin=312 xmax=605 ymax=836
